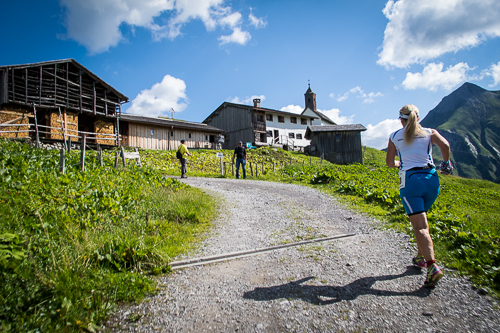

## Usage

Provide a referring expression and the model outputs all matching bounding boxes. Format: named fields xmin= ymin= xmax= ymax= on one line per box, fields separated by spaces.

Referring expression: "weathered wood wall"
xmin=311 ymin=131 xmax=363 ymax=164
xmin=204 ymin=104 xmax=253 ymax=149
xmin=127 ymin=123 xmax=214 ymax=150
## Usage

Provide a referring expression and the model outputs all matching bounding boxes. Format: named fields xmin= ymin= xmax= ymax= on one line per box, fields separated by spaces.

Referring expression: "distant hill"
xmin=420 ymin=82 xmax=500 ymax=183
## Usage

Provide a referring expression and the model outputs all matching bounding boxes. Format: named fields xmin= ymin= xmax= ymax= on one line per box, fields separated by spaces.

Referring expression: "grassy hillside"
xmin=0 ymin=139 xmax=217 ymax=332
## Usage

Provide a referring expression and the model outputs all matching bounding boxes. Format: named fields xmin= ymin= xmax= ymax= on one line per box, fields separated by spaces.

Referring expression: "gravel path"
xmin=105 ymin=177 xmax=500 ymax=332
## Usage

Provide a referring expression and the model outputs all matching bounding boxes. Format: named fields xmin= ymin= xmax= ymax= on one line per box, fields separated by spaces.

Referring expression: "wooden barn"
xmin=119 ymin=114 xmax=224 ymax=150
xmin=305 ymin=124 xmax=367 ymax=164
xmin=0 ymin=59 xmax=128 ymax=146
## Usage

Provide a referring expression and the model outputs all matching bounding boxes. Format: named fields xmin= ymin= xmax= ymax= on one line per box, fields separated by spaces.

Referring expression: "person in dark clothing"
xmin=232 ymin=141 xmax=247 ymax=179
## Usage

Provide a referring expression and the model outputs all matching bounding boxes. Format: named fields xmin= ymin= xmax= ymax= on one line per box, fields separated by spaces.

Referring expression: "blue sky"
xmin=1 ymin=0 xmax=500 ymax=149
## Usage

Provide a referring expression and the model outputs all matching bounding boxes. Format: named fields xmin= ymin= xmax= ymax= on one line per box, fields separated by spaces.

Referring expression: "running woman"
xmin=386 ymin=104 xmax=453 ymax=288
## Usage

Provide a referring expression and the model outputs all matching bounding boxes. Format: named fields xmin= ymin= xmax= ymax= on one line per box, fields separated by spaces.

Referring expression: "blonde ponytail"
xmin=399 ymin=104 xmax=427 ymax=144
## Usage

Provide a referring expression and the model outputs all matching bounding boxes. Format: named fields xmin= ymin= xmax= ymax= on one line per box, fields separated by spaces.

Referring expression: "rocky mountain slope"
xmin=420 ymin=82 xmax=500 ymax=183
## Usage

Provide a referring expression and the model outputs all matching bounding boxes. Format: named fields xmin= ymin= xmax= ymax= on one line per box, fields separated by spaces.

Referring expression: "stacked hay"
xmin=0 ymin=106 xmax=31 ymax=138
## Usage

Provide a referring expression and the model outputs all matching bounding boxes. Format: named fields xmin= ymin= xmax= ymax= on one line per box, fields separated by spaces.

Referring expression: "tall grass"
xmin=0 ymin=139 xmax=216 ymax=332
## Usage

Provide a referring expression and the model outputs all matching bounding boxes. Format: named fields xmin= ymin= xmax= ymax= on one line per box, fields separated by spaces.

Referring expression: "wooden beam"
xmin=93 ymin=81 xmax=96 ymax=115
xmin=104 ymin=89 xmax=108 ymax=116
xmin=66 ymin=63 xmax=69 ymax=108
xmin=39 ymin=66 xmax=42 ymax=105
xmin=79 ymin=69 xmax=82 ymax=114
xmin=33 ymin=105 xmax=40 ymax=148
xmin=25 ymin=68 xmax=28 ymax=104
xmin=11 ymin=68 xmax=15 ymax=102
xmin=54 ymin=65 xmax=57 ymax=106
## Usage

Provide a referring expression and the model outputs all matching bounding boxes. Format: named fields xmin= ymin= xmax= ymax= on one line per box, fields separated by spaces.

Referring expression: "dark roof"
xmin=0 ymin=58 xmax=128 ymax=102
xmin=301 ymin=107 xmax=336 ymax=124
xmin=305 ymin=124 xmax=366 ymax=139
xmin=203 ymin=101 xmax=317 ymax=123
xmin=120 ymin=113 xmax=224 ymax=133
xmin=305 ymin=86 xmax=314 ymax=94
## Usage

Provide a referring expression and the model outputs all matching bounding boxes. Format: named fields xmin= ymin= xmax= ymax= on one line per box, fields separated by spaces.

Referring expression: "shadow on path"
xmin=243 ymin=266 xmax=431 ymax=305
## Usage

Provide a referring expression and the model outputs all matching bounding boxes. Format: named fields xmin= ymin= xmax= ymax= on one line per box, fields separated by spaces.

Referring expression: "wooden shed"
xmin=0 ymin=59 xmax=128 ymax=146
xmin=119 ymin=114 xmax=224 ymax=150
xmin=305 ymin=124 xmax=367 ymax=164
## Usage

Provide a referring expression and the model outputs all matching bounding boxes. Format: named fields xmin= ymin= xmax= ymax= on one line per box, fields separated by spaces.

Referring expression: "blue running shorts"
xmin=399 ymin=168 xmax=440 ymax=216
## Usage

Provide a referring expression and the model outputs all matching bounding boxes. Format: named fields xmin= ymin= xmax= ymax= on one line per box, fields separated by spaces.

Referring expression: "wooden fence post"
xmin=273 ymin=161 xmax=275 ymax=172
xmin=59 ymin=148 xmax=65 ymax=174
xmin=232 ymin=162 xmax=234 ymax=176
xmin=121 ymin=147 xmax=126 ymax=167
xmin=256 ymin=164 xmax=259 ymax=178
xmin=99 ymin=147 xmax=103 ymax=167
xmin=33 ymin=105 xmax=40 ymax=149
xmin=220 ymin=156 xmax=223 ymax=175
xmin=115 ymin=151 xmax=119 ymax=168
xmin=262 ymin=158 xmax=265 ymax=175
xmin=80 ymin=133 xmax=86 ymax=171
xmin=250 ymin=162 xmax=253 ymax=177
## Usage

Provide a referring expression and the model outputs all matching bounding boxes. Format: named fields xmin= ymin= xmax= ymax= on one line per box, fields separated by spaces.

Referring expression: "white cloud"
xmin=249 ymin=10 xmax=267 ymax=29
xmin=320 ymin=108 xmax=355 ymax=124
xmin=362 ymin=118 xmax=402 ymax=150
xmin=378 ymin=0 xmax=500 ymax=68
xmin=59 ymin=0 xmax=256 ymax=53
xmin=279 ymin=104 xmax=303 ymax=114
xmin=482 ymin=61 xmax=500 ymax=87
xmin=230 ymin=95 xmax=266 ymax=105
xmin=126 ymin=74 xmax=187 ymax=117
xmin=218 ymin=27 xmax=251 ymax=45
xmin=336 ymin=86 xmax=383 ymax=103
xmin=401 ymin=62 xmax=474 ymax=91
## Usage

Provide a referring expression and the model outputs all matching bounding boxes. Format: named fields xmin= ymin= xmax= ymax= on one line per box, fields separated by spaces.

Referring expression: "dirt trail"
xmin=105 ymin=178 xmax=500 ymax=332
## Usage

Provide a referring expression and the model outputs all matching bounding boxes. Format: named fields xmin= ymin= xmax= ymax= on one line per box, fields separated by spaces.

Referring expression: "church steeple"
xmin=304 ymin=82 xmax=316 ymax=111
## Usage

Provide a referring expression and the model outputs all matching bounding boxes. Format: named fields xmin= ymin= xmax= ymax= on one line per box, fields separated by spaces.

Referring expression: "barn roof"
xmin=120 ymin=113 xmax=224 ymax=133
xmin=305 ymin=124 xmax=366 ymax=139
xmin=0 ymin=58 xmax=128 ymax=102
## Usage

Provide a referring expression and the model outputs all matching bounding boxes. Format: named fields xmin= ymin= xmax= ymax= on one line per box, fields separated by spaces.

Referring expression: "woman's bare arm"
xmin=431 ymin=129 xmax=450 ymax=161
xmin=385 ymin=139 xmax=400 ymax=168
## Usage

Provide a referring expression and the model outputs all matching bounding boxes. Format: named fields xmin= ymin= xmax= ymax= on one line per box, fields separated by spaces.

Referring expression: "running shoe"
xmin=412 ymin=255 xmax=427 ymax=268
xmin=424 ymin=263 xmax=444 ymax=288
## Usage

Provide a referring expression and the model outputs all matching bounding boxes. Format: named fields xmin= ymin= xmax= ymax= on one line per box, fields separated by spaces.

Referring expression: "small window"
xmin=266 ymin=114 xmax=273 ymax=121
xmin=205 ymin=135 xmax=208 ymax=140
xmin=260 ymin=133 xmax=266 ymax=142
xmin=257 ymin=115 xmax=264 ymax=122
xmin=336 ymin=134 xmax=341 ymax=141
xmin=170 ymin=131 xmax=173 ymax=137
xmin=310 ymin=119 xmax=313 ymax=125
xmin=290 ymin=117 xmax=297 ymax=124
xmin=289 ymin=133 xmax=295 ymax=139
xmin=278 ymin=116 xmax=285 ymax=123
xmin=150 ymin=129 xmax=154 ymax=135
xmin=296 ymin=134 xmax=302 ymax=140
xmin=301 ymin=118 xmax=307 ymax=125
xmin=266 ymin=130 xmax=272 ymax=137
xmin=188 ymin=133 xmax=192 ymax=138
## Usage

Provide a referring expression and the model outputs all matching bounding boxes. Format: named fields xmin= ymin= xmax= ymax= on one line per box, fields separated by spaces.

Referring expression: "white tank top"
xmin=389 ymin=127 xmax=434 ymax=171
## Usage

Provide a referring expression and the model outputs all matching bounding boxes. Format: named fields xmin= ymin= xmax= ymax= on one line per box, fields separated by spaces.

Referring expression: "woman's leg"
xmin=409 ymin=212 xmax=434 ymax=263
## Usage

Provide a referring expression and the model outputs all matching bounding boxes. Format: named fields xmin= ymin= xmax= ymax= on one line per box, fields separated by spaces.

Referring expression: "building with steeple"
xmin=301 ymin=84 xmax=336 ymax=125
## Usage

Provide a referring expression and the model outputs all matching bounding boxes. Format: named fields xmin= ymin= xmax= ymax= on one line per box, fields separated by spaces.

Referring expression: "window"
xmin=278 ymin=116 xmax=285 ymax=123
xmin=289 ymin=133 xmax=295 ymax=139
xmin=266 ymin=130 xmax=272 ymax=137
xmin=336 ymin=134 xmax=341 ymax=141
xmin=150 ymin=129 xmax=154 ymax=135
xmin=301 ymin=118 xmax=307 ymax=125
xmin=290 ymin=117 xmax=297 ymax=124
xmin=257 ymin=115 xmax=264 ymax=122
xmin=266 ymin=114 xmax=273 ymax=121
xmin=170 ymin=131 xmax=173 ymax=137
xmin=205 ymin=135 xmax=208 ymax=140
xmin=260 ymin=133 xmax=266 ymax=142
xmin=296 ymin=134 xmax=302 ymax=140
xmin=188 ymin=133 xmax=192 ymax=138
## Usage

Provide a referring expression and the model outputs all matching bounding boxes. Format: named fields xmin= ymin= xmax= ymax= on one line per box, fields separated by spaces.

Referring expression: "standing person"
xmin=232 ymin=141 xmax=247 ymax=179
xmin=386 ymin=104 xmax=453 ymax=288
xmin=177 ymin=139 xmax=192 ymax=178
